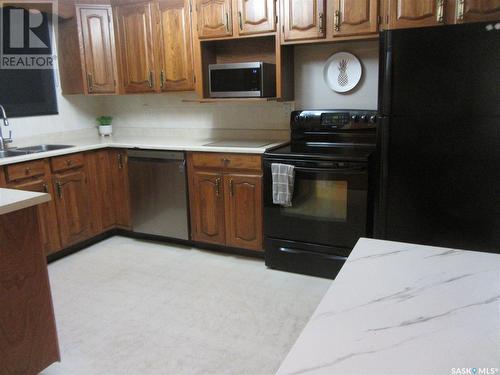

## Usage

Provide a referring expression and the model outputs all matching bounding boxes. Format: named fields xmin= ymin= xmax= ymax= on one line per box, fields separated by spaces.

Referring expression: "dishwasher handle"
xmin=127 ymin=149 xmax=185 ymax=161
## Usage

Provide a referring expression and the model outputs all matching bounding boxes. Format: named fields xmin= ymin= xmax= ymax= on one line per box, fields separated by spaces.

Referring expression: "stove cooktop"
xmin=265 ymin=143 xmax=375 ymax=162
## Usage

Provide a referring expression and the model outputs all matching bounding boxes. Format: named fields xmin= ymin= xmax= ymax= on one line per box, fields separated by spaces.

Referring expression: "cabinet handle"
xmin=229 ymin=179 xmax=234 ymax=197
xmin=147 ymin=71 xmax=154 ymax=88
xmin=215 ymin=177 xmax=221 ymax=197
xmin=456 ymin=0 xmax=464 ymax=21
xmin=437 ymin=0 xmax=445 ymax=23
xmin=319 ymin=12 xmax=324 ymax=33
xmin=42 ymin=183 xmax=48 ymax=193
xmin=118 ymin=153 xmax=124 ymax=169
xmin=25 ymin=167 xmax=32 ymax=175
xmin=55 ymin=181 xmax=62 ymax=199
xmin=66 ymin=159 xmax=73 ymax=167
xmin=160 ymin=70 xmax=165 ymax=89
xmin=238 ymin=11 xmax=243 ymax=30
xmin=334 ymin=10 xmax=341 ymax=32
xmin=87 ymin=73 xmax=93 ymax=91
xmin=225 ymin=12 xmax=229 ymax=32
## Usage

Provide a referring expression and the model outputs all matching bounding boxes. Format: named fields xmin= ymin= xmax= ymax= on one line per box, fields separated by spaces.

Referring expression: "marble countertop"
xmin=277 ymin=238 xmax=500 ymax=375
xmin=0 ymin=133 xmax=288 ymax=166
xmin=0 ymin=188 xmax=50 ymax=215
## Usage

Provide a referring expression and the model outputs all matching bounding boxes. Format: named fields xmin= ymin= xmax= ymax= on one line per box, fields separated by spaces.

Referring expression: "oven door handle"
xmin=293 ymin=166 xmax=367 ymax=174
xmin=279 ymin=247 xmax=348 ymax=261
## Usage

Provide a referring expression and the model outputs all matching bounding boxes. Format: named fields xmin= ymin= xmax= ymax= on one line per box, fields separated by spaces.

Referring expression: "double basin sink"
xmin=0 ymin=144 xmax=74 ymax=158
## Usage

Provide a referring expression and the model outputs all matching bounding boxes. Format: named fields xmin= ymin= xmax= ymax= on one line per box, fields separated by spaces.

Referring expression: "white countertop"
xmin=0 ymin=134 xmax=288 ymax=166
xmin=0 ymin=188 xmax=50 ymax=215
xmin=277 ymin=238 xmax=500 ymax=375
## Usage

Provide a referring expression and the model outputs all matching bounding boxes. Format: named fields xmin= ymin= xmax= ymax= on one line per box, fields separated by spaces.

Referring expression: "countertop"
xmin=0 ymin=134 xmax=288 ymax=166
xmin=0 ymin=188 xmax=50 ymax=215
xmin=277 ymin=238 xmax=500 ymax=375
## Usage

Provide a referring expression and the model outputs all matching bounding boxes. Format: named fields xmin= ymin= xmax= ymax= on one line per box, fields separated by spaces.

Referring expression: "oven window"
xmin=282 ymin=179 xmax=348 ymax=222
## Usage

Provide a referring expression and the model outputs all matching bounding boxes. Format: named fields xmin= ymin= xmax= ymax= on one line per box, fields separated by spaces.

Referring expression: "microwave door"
xmin=209 ymin=66 xmax=263 ymax=98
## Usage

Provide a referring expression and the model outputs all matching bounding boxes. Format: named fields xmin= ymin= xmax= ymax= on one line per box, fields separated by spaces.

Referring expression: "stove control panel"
xmin=292 ymin=110 xmax=377 ymax=131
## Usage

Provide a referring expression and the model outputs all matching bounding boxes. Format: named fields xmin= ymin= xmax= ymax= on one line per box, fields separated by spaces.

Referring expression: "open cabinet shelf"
xmin=194 ymin=35 xmax=294 ymax=102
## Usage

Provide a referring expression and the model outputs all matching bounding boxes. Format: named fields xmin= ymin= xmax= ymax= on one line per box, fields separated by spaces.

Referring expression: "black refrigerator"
xmin=375 ymin=21 xmax=500 ymax=253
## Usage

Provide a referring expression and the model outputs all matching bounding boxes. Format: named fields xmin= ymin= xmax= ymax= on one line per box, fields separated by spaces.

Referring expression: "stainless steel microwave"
xmin=208 ymin=62 xmax=276 ymax=98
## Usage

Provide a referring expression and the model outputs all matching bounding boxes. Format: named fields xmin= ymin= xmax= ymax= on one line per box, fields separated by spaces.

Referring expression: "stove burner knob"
xmin=361 ymin=115 xmax=368 ymax=122
xmin=369 ymin=115 xmax=378 ymax=123
xmin=351 ymin=115 xmax=360 ymax=123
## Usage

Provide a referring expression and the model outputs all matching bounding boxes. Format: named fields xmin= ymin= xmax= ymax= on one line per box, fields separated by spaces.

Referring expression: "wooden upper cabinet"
xmin=196 ymin=0 xmax=233 ymax=38
xmin=157 ymin=0 xmax=195 ymax=91
xmin=53 ymin=170 xmax=92 ymax=248
xmin=388 ymin=0 xmax=445 ymax=29
xmin=236 ymin=0 xmax=276 ymax=35
xmin=190 ymin=170 xmax=226 ymax=245
xmin=76 ymin=6 xmax=118 ymax=94
xmin=224 ymin=174 xmax=263 ymax=251
xmin=455 ymin=0 xmax=500 ymax=23
xmin=115 ymin=2 xmax=158 ymax=93
xmin=283 ymin=0 xmax=326 ymax=41
xmin=332 ymin=0 xmax=378 ymax=37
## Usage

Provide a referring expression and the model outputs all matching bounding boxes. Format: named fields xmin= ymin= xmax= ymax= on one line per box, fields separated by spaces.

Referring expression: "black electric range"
xmin=263 ymin=110 xmax=378 ymax=279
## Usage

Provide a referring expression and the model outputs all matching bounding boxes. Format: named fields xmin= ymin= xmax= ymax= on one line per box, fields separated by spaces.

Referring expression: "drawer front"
xmin=5 ymin=160 xmax=46 ymax=182
xmin=51 ymin=153 xmax=84 ymax=172
xmin=190 ymin=153 xmax=262 ymax=171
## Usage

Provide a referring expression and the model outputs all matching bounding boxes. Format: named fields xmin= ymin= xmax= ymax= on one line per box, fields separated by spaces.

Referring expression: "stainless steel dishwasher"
xmin=128 ymin=150 xmax=189 ymax=240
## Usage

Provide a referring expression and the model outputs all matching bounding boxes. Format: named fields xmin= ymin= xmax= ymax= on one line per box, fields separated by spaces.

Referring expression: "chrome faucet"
xmin=0 ymin=105 xmax=13 ymax=150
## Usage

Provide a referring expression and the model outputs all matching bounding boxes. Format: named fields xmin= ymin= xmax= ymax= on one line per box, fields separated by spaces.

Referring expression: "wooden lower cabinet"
xmin=2 ymin=159 xmax=62 ymax=256
xmin=224 ymin=174 xmax=262 ymax=251
xmin=53 ymin=168 xmax=93 ymax=248
xmin=0 ymin=150 xmax=131 ymax=256
xmin=86 ymin=150 xmax=117 ymax=234
xmin=109 ymin=149 xmax=132 ymax=229
xmin=188 ymin=152 xmax=263 ymax=251
xmin=8 ymin=177 xmax=62 ymax=256
xmin=190 ymin=170 xmax=226 ymax=245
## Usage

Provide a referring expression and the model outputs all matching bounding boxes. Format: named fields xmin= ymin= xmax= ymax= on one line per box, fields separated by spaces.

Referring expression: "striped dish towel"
xmin=271 ymin=163 xmax=295 ymax=207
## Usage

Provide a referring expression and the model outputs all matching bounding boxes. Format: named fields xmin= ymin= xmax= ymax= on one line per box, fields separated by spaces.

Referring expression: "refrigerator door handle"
xmin=379 ymin=32 xmax=393 ymax=116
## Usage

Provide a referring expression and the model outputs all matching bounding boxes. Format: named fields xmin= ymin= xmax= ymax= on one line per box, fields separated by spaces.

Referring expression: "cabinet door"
xmin=86 ymin=151 xmax=116 ymax=234
xmin=8 ymin=178 xmax=61 ymax=256
xmin=190 ymin=170 xmax=226 ymax=245
xmin=225 ymin=174 xmax=263 ymax=251
xmin=110 ymin=149 xmax=132 ymax=229
xmin=332 ymin=0 xmax=378 ymax=37
xmin=195 ymin=0 xmax=233 ymax=39
xmin=115 ymin=2 xmax=158 ymax=93
xmin=388 ymin=0 xmax=445 ymax=29
xmin=283 ymin=0 xmax=326 ymax=41
xmin=77 ymin=6 xmax=118 ymax=94
xmin=236 ymin=0 xmax=276 ymax=35
xmin=456 ymin=0 xmax=500 ymax=23
xmin=53 ymin=170 xmax=92 ymax=248
xmin=158 ymin=0 xmax=195 ymax=91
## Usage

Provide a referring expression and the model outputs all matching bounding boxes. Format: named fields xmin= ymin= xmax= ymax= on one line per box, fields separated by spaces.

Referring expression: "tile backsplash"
xmin=101 ymin=92 xmax=292 ymax=131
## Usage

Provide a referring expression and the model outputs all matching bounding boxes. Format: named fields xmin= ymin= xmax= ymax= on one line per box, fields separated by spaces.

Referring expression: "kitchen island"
xmin=277 ymin=238 xmax=500 ymax=375
xmin=0 ymin=188 xmax=60 ymax=375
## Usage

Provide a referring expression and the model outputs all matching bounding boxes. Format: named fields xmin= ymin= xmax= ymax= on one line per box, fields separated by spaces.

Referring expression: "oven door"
xmin=264 ymin=158 xmax=368 ymax=251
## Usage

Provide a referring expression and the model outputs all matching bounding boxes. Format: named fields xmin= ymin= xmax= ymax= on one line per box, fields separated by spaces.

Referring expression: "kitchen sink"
xmin=0 ymin=150 xmax=30 ymax=158
xmin=17 ymin=144 xmax=74 ymax=153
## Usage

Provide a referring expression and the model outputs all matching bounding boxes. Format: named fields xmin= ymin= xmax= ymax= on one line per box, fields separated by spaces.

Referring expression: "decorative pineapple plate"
xmin=323 ymin=52 xmax=362 ymax=93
